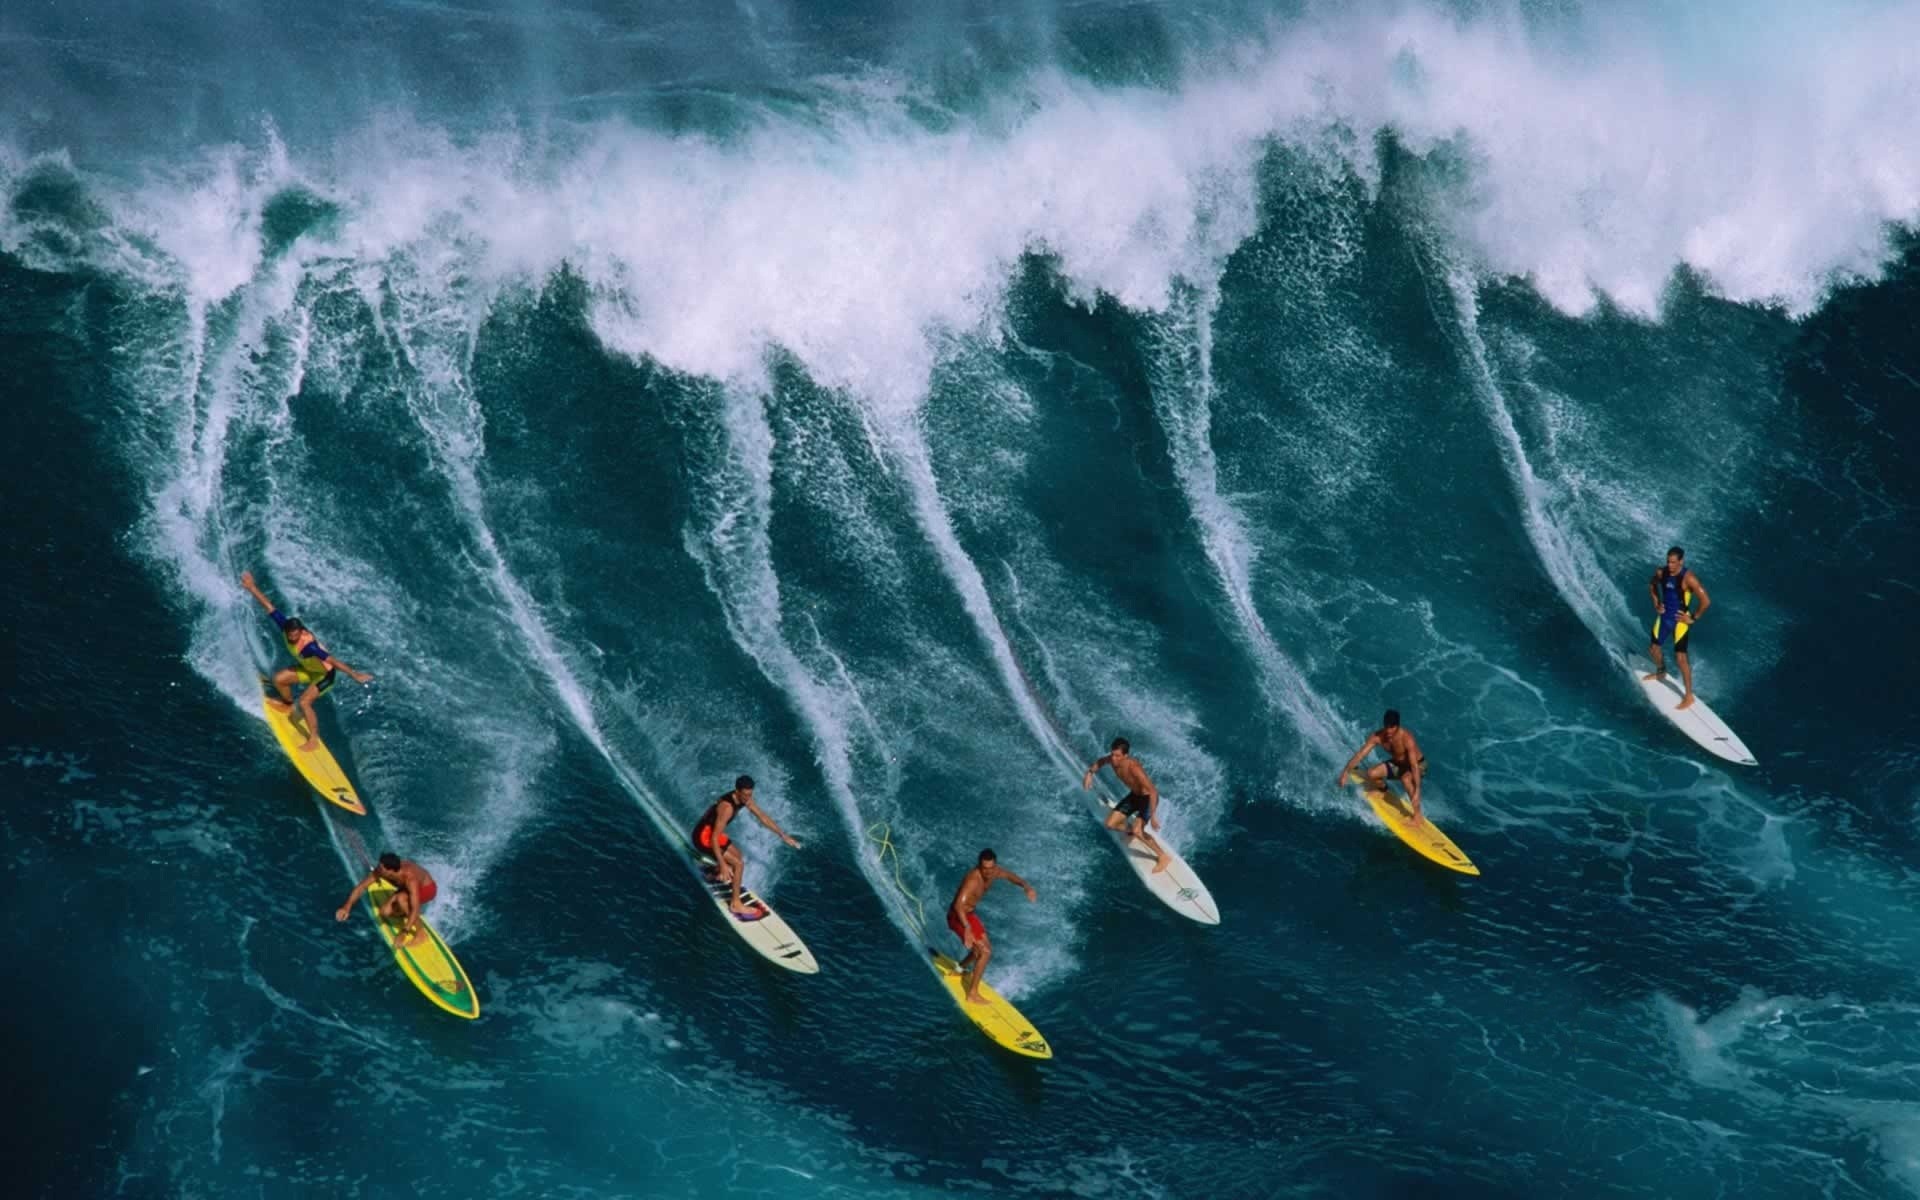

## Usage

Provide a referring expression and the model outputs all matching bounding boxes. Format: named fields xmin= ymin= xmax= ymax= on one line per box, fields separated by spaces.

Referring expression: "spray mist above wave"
xmin=8 ymin=2 xmax=1919 ymax=390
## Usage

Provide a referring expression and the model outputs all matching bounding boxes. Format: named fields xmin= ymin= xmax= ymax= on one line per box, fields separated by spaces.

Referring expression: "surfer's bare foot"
xmin=1677 ymin=695 xmax=1696 ymax=710
xmin=1641 ymin=671 xmax=1665 ymax=682
xmin=729 ymin=899 xmax=756 ymax=916
xmin=966 ymin=992 xmax=991 ymax=1005
xmin=1151 ymin=856 xmax=1173 ymax=874
xmin=298 ymin=736 xmax=320 ymax=752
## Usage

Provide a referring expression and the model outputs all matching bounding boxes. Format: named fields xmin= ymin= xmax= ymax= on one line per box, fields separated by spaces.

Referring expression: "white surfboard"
xmin=1084 ymin=793 xmax=1220 ymax=925
xmin=694 ymin=861 xmax=819 ymax=973
xmin=1627 ymin=659 xmax=1756 ymax=766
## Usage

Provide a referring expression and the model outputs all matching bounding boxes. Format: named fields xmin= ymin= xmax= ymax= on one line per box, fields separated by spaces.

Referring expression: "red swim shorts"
xmin=415 ymin=877 xmax=438 ymax=905
xmin=946 ymin=908 xmax=985 ymax=942
xmin=694 ymin=822 xmax=731 ymax=852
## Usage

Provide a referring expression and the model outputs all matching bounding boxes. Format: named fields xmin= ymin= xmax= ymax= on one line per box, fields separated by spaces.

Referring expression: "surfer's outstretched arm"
xmin=1336 ymin=735 xmax=1380 ymax=788
xmin=1081 ymin=754 xmax=1111 ymax=789
xmin=322 ymin=655 xmax=373 ymax=685
xmin=997 ymin=869 xmax=1038 ymax=902
xmin=240 ymin=571 xmax=277 ymax=615
xmin=745 ymin=799 xmax=800 ymax=848
xmin=335 ymin=872 xmax=375 ymax=921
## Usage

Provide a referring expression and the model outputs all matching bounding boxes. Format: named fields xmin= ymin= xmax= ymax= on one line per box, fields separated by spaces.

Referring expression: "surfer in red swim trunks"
xmin=945 ymin=849 xmax=1036 ymax=1005
xmin=693 ymin=775 xmax=800 ymax=918
xmin=336 ymin=852 xmax=437 ymax=946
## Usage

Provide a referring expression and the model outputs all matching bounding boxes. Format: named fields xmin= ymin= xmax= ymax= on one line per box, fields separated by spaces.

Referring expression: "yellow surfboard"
xmin=262 ymin=695 xmax=365 ymax=814
xmin=362 ymin=878 xmax=480 ymax=1019
xmin=1348 ymin=771 xmax=1479 ymax=876
xmin=930 ymin=950 xmax=1051 ymax=1059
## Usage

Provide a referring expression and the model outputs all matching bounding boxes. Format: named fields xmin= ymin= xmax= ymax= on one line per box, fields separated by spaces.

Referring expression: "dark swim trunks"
xmin=1384 ymin=756 xmax=1430 ymax=781
xmin=1115 ymin=792 xmax=1151 ymax=822
xmin=1651 ymin=617 xmax=1697 ymax=656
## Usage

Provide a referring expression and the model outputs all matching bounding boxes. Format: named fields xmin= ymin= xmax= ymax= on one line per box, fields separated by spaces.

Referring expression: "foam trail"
xmin=361 ymin=268 xmax=667 ymax=902
xmin=866 ymin=408 xmax=1091 ymax=781
xmin=679 ymin=384 xmax=916 ymax=939
xmin=1143 ymin=290 xmax=1348 ymax=761
xmin=1416 ymin=249 xmax=1633 ymax=650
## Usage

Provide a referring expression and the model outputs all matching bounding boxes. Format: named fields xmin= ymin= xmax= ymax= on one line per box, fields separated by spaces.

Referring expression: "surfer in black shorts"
xmin=693 ymin=775 xmax=800 ymax=918
xmin=1337 ymin=710 xmax=1427 ymax=820
xmin=1082 ymin=737 xmax=1172 ymax=874
xmin=240 ymin=570 xmax=374 ymax=751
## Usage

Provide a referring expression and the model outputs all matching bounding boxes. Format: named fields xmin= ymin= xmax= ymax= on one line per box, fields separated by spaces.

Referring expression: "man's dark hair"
xmin=735 ymin=774 xmax=755 ymax=791
xmin=1383 ymin=709 xmax=1401 ymax=729
xmin=978 ymin=848 xmax=997 ymax=864
xmin=283 ymin=618 xmax=307 ymax=635
xmin=1110 ymin=737 xmax=1130 ymax=754
xmin=1667 ymin=545 xmax=1685 ymax=560
xmin=378 ymin=852 xmax=402 ymax=871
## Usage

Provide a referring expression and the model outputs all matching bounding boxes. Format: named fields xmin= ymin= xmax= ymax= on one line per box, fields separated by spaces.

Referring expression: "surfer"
xmin=1337 ymin=710 xmax=1427 ymax=820
xmin=1642 ymin=545 xmax=1711 ymax=710
xmin=694 ymin=775 xmax=800 ymax=918
xmin=1081 ymin=736 xmax=1173 ymax=874
xmin=239 ymin=571 xmax=373 ymax=751
xmin=336 ymin=853 xmax=436 ymax=946
xmin=946 ymin=849 xmax=1037 ymax=1005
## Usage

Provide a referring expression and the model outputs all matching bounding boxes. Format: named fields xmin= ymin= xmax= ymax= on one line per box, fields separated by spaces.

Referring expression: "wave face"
xmin=6 ymin=1 xmax=1920 ymax=1196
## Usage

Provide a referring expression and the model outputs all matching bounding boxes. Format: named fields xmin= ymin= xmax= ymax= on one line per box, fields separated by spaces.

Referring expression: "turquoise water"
xmin=7 ymin=2 xmax=1920 ymax=1196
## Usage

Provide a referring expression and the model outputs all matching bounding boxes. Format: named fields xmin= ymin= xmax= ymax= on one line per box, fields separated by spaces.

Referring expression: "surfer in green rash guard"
xmin=1642 ymin=545 xmax=1711 ymax=710
xmin=240 ymin=571 xmax=373 ymax=751
xmin=1337 ymin=710 xmax=1427 ymax=820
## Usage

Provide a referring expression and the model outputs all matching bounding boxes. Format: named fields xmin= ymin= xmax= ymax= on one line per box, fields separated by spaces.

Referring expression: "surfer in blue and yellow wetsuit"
xmin=1642 ymin=546 xmax=1711 ymax=710
xmin=694 ymin=776 xmax=800 ymax=918
xmin=240 ymin=571 xmax=373 ymax=751
xmin=1337 ymin=710 xmax=1427 ymax=820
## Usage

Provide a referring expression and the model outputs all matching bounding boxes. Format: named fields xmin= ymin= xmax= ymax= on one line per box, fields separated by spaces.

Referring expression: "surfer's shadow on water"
xmin=1346 ymin=844 xmax=1473 ymax=916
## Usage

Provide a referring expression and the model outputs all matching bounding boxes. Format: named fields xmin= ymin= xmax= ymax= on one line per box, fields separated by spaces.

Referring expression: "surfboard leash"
xmin=865 ymin=821 xmax=927 ymax=940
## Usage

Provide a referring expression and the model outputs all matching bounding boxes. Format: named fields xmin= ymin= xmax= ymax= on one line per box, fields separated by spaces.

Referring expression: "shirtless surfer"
xmin=1337 ymin=709 xmax=1427 ymax=821
xmin=336 ymin=853 xmax=436 ymax=946
xmin=693 ymin=775 xmax=800 ymax=918
xmin=1643 ymin=545 xmax=1711 ymax=710
xmin=1082 ymin=736 xmax=1172 ymax=873
xmin=946 ymin=849 xmax=1037 ymax=1004
xmin=240 ymin=571 xmax=373 ymax=751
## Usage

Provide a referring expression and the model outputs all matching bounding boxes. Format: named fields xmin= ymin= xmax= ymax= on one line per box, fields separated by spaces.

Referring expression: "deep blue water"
xmin=7 ymin=2 xmax=1920 ymax=1197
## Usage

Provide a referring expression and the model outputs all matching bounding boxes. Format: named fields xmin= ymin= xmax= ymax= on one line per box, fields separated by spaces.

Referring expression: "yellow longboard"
xmin=362 ymin=878 xmax=480 ymax=1019
xmin=1348 ymin=771 xmax=1479 ymax=876
xmin=930 ymin=950 xmax=1051 ymax=1059
xmin=262 ymin=695 xmax=365 ymax=814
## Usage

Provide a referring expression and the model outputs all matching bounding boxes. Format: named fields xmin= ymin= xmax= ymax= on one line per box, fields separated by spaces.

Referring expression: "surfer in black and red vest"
xmin=240 ymin=570 xmax=373 ymax=751
xmin=1642 ymin=545 xmax=1711 ymax=710
xmin=693 ymin=775 xmax=800 ymax=918
xmin=1338 ymin=710 xmax=1428 ymax=821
